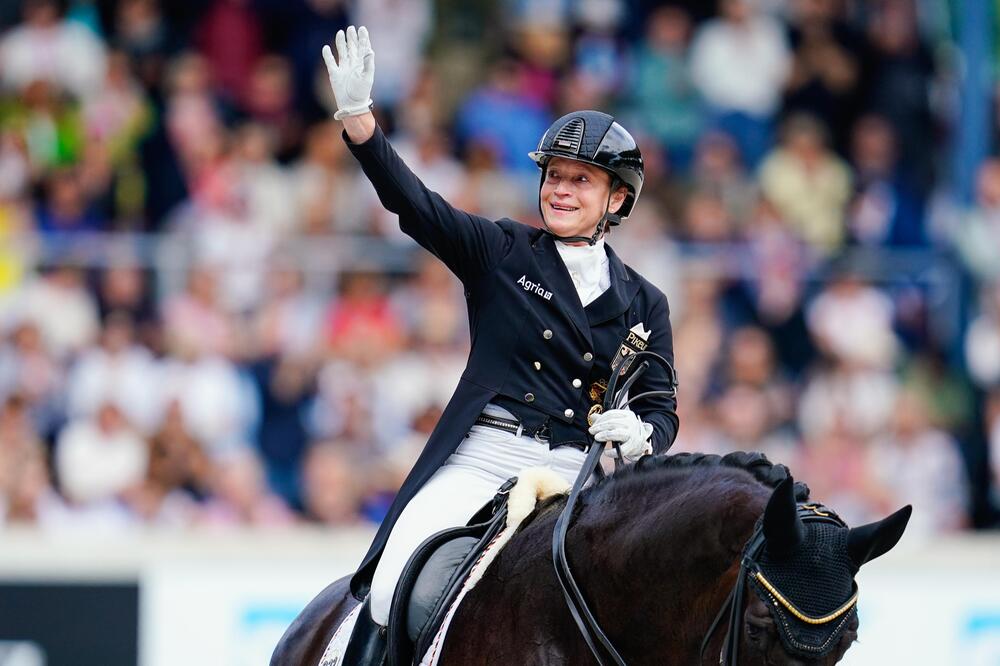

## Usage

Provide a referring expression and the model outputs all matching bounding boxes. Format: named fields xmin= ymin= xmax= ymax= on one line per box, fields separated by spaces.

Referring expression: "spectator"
xmin=623 ymin=6 xmax=703 ymax=171
xmin=862 ymin=0 xmax=936 ymax=192
xmin=354 ymin=0 xmax=432 ymax=115
xmin=193 ymin=0 xmax=263 ymax=107
xmin=0 ymin=394 xmax=51 ymax=524
xmin=688 ymin=131 xmax=756 ymax=224
xmin=806 ymin=269 xmax=898 ymax=369
xmin=34 ymin=166 xmax=105 ymax=233
xmin=199 ymin=448 xmax=295 ymax=526
xmin=964 ymin=280 xmax=1000 ymax=389
xmin=846 ymin=114 xmax=925 ymax=247
xmin=146 ymin=399 xmax=212 ymax=498
xmin=290 ymin=119 xmax=368 ymax=235
xmin=55 ymin=401 xmax=148 ymax=504
xmin=0 ymin=0 xmax=108 ymax=99
xmin=689 ymin=0 xmax=791 ymax=166
xmin=301 ymin=443 xmax=364 ymax=525
xmin=65 ymin=311 xmax=160 ymax=433
xmin=8 ymin=265 xmax=99 ymax=360
xmin=454 ymin=58 xmax=551 ymax=174
xmin=758 ymin=114 xmax=852 ymax=254
xmin=868 ymin=390 xmax=969 ymax=536
xmin=783 ymin=0 xmax=863 ymax=150
xmin=951 ymin=159 xmax=1000 ymax=282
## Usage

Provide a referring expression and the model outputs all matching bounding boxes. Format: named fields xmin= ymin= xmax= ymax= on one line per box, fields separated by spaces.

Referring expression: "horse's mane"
xmin=600 ymin=451 xmax=811 ymax=500
xmin=532 ymin=451 xmax=810 ymax=518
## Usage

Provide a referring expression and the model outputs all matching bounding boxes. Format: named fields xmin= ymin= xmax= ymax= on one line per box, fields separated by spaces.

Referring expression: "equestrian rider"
xmin=323 ymin=26 xmax=679 ymax=664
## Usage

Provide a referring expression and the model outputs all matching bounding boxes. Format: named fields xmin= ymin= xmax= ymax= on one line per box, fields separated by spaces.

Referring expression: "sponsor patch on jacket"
xmin=517 ymin=274 xmax=553 ymax=301
xmin=615 ymin=322 xmax=651 ymax=374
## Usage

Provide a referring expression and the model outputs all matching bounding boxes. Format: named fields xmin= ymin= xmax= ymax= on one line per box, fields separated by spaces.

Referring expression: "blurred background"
xmin=0 ymin=0 xmax=997 ymax=664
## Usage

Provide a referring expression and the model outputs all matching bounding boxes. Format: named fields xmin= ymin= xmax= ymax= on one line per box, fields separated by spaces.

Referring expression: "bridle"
xmin=551 ymin=349 xmax=678 ymax=666
xmin=697 ymin=505 xmax=855 ymax=666
xmin=551 ymin=348 xmax=855 ymax=666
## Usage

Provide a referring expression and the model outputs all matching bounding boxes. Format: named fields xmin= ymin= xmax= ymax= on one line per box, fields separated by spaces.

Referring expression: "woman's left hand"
xmin=588 ymin=409 xmax=653 ymax=460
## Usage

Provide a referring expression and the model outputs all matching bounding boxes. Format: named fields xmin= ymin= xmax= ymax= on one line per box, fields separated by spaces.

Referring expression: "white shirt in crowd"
xmin=56 ymin=419 xmax=148 ymax=504
xmin=689 ymin=14 xmax=791 ymax=117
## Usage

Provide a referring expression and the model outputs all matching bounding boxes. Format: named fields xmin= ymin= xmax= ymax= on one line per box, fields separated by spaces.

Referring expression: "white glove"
xmin=588 ymin=409 xmax=653 ymax=460
xmin=321 ymin=25 xmax=375 ymax=120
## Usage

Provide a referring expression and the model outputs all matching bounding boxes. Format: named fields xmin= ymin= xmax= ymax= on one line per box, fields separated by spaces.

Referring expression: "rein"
xmin=698 ymin=506 xmax=853 ymax=665
xmin=551 ymin=350 xmax=678 ymax=665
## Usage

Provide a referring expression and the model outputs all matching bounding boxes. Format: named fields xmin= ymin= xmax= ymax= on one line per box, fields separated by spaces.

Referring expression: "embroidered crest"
xmin=615 ymin=322 xmax=651 ymax=373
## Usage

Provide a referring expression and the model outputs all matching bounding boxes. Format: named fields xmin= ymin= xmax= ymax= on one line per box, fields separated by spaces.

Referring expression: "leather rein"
xmin=551 ymin=350 xmax=678 ymax=666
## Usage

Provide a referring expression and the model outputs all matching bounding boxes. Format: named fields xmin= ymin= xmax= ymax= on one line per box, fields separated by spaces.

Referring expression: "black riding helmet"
xmin=529 ymin=110 xmax=644 ymax=245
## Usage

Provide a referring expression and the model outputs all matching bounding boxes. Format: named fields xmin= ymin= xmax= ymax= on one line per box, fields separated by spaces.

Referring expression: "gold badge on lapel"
xmin=615 ymin=322 xmax=651 ymax=374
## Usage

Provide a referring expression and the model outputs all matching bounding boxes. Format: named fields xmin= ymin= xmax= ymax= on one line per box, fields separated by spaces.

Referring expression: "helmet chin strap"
xmin=540 ymin=184 xmax=620 ymax=247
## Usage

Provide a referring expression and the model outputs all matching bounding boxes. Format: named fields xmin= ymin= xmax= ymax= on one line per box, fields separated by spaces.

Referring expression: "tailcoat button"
xmin=564 ymin=409 xmax=575 ymax=419
xmin=524 ymin=393 xmax=535 ymax=403
xmin=543 ymin=329 xmax=553 ymax=340
xmin=572 ymin=378 xmax=582 ymax=388
xmin=534 ymin=361 xmax=542 ymax=371
xmin=583 ymin=352 xmax=594 ymax=362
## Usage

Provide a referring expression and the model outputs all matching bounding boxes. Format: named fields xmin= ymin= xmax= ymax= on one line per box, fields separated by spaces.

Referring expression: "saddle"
xmin=385 ymin=478 xmax=516 ymax=666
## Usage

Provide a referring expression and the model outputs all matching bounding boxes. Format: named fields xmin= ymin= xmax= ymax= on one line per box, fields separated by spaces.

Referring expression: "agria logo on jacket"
xmin=517 ymin=275 xmax=553 ymax=301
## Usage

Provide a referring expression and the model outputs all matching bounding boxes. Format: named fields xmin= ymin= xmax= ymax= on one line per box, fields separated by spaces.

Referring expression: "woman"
xmin=323 ymin=26 xmax=679 ymax=663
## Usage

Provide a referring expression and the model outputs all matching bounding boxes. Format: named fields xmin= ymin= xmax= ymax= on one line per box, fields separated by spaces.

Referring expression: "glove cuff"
xmin=333 ymin=99 xmax=374 ymax=120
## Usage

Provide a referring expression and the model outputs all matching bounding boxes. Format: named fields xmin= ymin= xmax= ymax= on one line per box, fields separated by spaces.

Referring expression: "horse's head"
xmin=739 ymin=477 xmax=911 ymax=665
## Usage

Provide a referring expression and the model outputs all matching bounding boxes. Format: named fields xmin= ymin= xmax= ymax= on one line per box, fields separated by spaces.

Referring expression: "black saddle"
xmin=385 ymin=477 xmax=516 ymax=666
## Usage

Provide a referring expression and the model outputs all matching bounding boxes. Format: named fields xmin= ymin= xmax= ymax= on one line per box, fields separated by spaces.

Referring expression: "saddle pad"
xmin=418 ymin=467 xmax=570 ymax=665
xmin=316 ymin=602 xmax=363 ymax=666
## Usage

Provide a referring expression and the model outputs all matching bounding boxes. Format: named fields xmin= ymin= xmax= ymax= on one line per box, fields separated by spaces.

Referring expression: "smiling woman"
xmin=298 ymin=26 xmax=677 ymax=665
xmin=540 ymin=158 xmax=628 ymax=243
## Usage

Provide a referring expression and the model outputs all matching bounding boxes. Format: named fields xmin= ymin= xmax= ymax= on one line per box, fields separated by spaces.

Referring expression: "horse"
xmin=271 ymin=452 xmax=911 ymax=665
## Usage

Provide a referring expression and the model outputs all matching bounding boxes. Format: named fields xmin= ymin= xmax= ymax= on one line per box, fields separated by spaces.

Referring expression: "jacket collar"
xmin=585 ymin=242 xmax=640 ymax=326
xmin=532 ymin=232 xmax=639 ymax=342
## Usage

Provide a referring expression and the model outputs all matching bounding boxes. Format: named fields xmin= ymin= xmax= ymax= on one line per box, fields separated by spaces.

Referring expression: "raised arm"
xmin=322 ymin=26 xmax=510 ymax=284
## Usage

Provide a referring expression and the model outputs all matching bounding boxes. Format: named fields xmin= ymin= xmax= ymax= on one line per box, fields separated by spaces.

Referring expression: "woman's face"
xmin=539 ymin=157 xmax=625 ymax=243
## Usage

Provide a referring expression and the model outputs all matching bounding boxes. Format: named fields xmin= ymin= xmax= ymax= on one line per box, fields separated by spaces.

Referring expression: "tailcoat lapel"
xmin=533 ymin=233 xmax=593 ymax=346
xmin=585 ymin=243 xmax=640 ymax=325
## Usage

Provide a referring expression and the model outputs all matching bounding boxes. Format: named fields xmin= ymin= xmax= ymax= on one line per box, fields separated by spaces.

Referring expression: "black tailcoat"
xmin=345 ymin=127 xmax=678 ymax=598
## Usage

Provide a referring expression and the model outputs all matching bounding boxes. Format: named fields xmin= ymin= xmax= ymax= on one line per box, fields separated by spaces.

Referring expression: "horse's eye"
xmin=745 ymin=622 xmax=762 ymax=642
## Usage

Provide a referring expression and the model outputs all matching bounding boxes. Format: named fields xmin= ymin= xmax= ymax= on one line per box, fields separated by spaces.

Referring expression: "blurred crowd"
xmin=0 ymin=0 xmax=997 ymax=538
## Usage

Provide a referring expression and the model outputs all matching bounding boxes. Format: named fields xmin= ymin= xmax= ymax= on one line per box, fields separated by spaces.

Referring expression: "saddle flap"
xmin=406 ymin=536 xmax=479 ymax=643
xmin=386 ymin=498 xmax=509 ymax=666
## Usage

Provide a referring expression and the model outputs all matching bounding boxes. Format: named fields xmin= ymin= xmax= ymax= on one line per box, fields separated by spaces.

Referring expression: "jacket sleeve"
xmin=632 ymin=292 xmax=679 ymax=453
xmin=345 ymin=125 xmax=512 ymax=284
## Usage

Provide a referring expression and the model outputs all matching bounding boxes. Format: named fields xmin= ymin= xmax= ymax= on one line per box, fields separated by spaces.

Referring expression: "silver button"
xmin=543 ymin=329 xmax=553 ymax=340
xmin=533 ymin=361 xmax=542 ymax=371
xmin=524 ymin=393 xmax=535 ymax=403
xmin=583 ymin=352 xmax=594 ymax=362
xmin=572 ymin=378 xmax=582 ymax=388
xmin=564 ymin=409 xmax=575 ymax=419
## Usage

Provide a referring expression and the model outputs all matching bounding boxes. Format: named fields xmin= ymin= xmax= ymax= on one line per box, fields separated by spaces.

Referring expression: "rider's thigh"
xmin=368 ymin=463 xmax=501 ymax=624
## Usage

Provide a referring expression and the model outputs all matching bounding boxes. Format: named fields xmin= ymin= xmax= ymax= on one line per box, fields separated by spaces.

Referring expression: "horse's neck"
xmin=440 ymin=470 xmax=767 ymax=664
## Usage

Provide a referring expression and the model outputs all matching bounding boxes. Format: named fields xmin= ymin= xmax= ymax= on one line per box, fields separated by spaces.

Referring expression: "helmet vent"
xmin=552 ymin=118 xmax=585 ymax=154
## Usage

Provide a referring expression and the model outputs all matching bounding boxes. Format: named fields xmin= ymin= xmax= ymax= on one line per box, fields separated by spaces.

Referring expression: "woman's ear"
xmin=608 ymin=186 xmax=628 ymax=214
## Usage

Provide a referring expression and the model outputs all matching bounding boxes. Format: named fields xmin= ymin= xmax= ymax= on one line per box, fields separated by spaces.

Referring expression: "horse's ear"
xmin=847 ymin=505 xmax=912 ymax=569
xmin=762 ymin=476 xmax=804 ymax=558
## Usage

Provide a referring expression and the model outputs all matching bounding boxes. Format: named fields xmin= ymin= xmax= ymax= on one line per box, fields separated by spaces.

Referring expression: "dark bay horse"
xmin=272 ymin=453 xmax=910 ymax=665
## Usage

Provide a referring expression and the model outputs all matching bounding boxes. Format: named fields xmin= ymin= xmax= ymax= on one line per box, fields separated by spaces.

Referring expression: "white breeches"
xmin=368 ymin=411 xmax=587 ymax=625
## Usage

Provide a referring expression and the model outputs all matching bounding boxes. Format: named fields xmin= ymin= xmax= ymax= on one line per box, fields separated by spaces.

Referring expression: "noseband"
xmin=551 ymin=350 xmax=678 ymax=666
xmin=698 ymin=505 xmax=855 ymax=665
